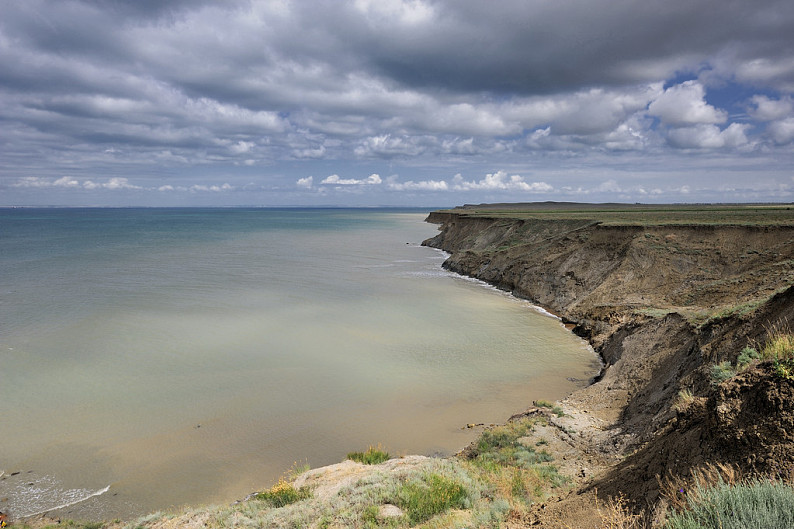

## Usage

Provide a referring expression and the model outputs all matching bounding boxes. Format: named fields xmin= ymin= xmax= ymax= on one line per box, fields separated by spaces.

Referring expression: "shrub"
xmin=774 ymin=358 xmax=794 ymax=380
xmin=664 ymin=480 xmax=794 ymax=529
xmin=709 ymin=361 xmax=735 ymax=385
xmin=674 ymin=389 xmax=696 ymax=412
xmin=395 ymin=473 xmax=468 ymax=524
xmin=347 ymin=445 xmax=390 ymax=465
xmin=253 ymin=479 xmax=311 ymax=507
xmin=736 ymin=347 xmax=760 ymax=370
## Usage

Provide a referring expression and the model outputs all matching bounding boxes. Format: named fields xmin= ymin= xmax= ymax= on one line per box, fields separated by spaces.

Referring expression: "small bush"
xmin=774 ymin=358 xmax=794 ymax=380
xmin=674 ymin=389 xmax=696 ymax=411
xmin=709 ymin=361 xmax=736 ymax=385
xmin=736 ymin=347 xmax=760 ymax=370
xmin=253 ymin=479 xmax=311 ymax=507
xmin=347 ymin=445 xmax=390 ymax=465
xmin=664 ymin=480 xmax=794 ymax=529
xmin=396 ymin=473 xmax=468 ymax=524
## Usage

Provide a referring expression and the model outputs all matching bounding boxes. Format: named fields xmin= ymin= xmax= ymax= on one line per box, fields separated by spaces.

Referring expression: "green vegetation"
xmin=114 ymin=420 xmax=570 ymax=529
xmin=535 ymin=399 xmax=566 ymax=416
xmin=437 ymin=203 xmax=794 ymax=227
xmin=761 ymin=333 xmax=794 ymax=380
xmin=709 ymin=331 xmax=794 ymax=385
xmin=709 ymin=361 xmax=736 ymax=385
xmin=395 ymin=473 xmax=469 ymax=524
xmin=664 ymin=480 xmax=794 ymax=529
xmin=469 ymin=417 xmax=569 ymax=510
xmin=737 ymin=346 xmax=761 ymax=370
xmin=252 ymin=479 xmax=311 ymax=507
xmin=674 ymin=388 xmax=696 ymax=412
xmin=347 ymin=445 xmax=391 ymax=465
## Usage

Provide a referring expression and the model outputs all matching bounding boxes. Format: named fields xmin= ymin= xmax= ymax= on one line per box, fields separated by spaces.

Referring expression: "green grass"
xmin=468 ymin=417 xmax=569 ymax=512
xmin=664 ymin=480 xmax=794 ymax=529
xmin=760 ymin=333 xmax=794 ymax=362
xmin=758 ymin=332 xmax=794 ymax=380
xmin=435 ymin=203 xmax=794 ymax=227
xmin=395 ymin=473 xmax=469 ymax=524
xmin=347 ymin=445 xmax=391 ymax=465
xmin=535 ymin=399 xmax=566 ymax=417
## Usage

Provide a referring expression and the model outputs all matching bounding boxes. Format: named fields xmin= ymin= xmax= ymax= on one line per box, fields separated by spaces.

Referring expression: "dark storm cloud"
xmin=1 ymin=0 xmax=794 ymax=205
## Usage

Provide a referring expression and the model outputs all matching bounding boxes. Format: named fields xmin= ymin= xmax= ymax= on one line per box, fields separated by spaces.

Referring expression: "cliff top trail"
xmin=424 ymin=202 xmax=794 ymax=527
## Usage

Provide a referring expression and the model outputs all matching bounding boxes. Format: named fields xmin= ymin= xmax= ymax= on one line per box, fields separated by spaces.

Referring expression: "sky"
xmin=2 ymin=0 xmax=794 ymax=207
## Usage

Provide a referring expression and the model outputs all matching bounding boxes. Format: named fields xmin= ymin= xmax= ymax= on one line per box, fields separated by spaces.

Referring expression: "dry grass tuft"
xmin=658 ymin=463 xmax=740 ymax=513
xmin=594 ymin=493 xmax=644 ymax=529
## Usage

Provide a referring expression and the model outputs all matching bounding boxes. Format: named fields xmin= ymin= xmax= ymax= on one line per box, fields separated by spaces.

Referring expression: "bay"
xmin=0 ymin=208 xmax=599 ymax=520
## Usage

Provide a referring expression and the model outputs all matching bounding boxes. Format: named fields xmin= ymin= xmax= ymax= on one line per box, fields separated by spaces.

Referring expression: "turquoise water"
xmin=0 ymin=208 xmax=599 ymax=520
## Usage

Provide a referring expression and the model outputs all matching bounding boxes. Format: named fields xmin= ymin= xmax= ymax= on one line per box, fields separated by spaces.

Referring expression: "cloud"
xmin=188 ymin=183 xmax=234 ymax=192
xmin=83 ymin=177 xmax=142 ymax=190
xmin=296 ymin=176 xmax=314 ymax=189
xmin=648 ymin=81 xmax=727 ymax=127
xmin=767 ymin=118 xmax=794 ymax=145
xmin=749 ymin=95 xmax=793 ymax=122
xmin=321 ymin=173 xmax=383 ymax=185
xmin=54 ymin=176 xmax=81 ymax=188
xmin=666 ymin=123 xmax=750 ymax=149
xmin=354 ymin=135 xmax=428 ymax=158
xmin=12 ymin=176 xmax=142 ymax=190
xmin=387 ymin=178 xmax=449 ymax=191
xmin=452 ymin=171 xmax=553 ymax=192
xmin=2 ymin=0 xmax=794 ymax=205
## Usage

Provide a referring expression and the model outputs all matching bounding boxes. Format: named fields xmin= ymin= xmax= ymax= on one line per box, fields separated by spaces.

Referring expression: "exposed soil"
xmin=423 ymin=207 xmax=794 ymax=527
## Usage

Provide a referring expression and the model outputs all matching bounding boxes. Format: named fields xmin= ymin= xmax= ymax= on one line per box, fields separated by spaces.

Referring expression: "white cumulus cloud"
xmin=648 ymin=81 xmax=727 ymax=127
xmin=296 ymin=176 xmax=314 ymax=189
xmin=667 ymin=123 xmax=750 ymax=149
xmin=387 ymin=179 xmax=448 ymax=191
xmin=452 ymin=171 xmax=553 ymax=192
xmin=767 ymin=118 xmax=794 ymax=145
xmin=749 ymin=95 xmax=793 ymax=122
xmin=321 ymin=173 xmax=382 ymax=185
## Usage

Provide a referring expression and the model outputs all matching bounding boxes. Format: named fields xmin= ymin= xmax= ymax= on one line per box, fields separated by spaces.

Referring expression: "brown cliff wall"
xmin=423 ymin=210 xmax=794 ymax=519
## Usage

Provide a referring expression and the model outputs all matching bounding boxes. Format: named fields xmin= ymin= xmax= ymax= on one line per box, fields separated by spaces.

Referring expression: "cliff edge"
xmin=423 ymin=203 xmax=794 ymax=526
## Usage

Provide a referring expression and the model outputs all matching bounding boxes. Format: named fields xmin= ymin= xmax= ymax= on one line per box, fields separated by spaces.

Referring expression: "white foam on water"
xmin=0 ymin=473 xmax=110 ymax=519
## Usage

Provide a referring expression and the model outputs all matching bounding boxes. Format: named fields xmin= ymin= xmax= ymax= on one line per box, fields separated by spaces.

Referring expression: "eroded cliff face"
xmin=424 ymin=214 xmax=794 ymax=322
xmin=423 ymin=211 xmax=794 ymax=522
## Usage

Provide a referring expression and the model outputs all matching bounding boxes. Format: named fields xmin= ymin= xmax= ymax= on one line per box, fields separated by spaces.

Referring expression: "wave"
xmin=0 ymin=472 xmax=110 ymax=519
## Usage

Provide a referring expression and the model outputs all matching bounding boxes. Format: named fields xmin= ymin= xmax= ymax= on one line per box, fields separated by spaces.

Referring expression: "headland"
xmin=422 ymin=202 xmax=794 ymax=526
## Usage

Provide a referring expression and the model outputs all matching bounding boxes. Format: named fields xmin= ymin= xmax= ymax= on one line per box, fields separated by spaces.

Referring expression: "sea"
xmin=0 ymin=208 xmax=600 ymax=520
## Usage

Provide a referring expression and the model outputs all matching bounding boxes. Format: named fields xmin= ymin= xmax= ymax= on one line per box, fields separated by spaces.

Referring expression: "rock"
xmin=378 ymin=504 xmax=404 ymax=519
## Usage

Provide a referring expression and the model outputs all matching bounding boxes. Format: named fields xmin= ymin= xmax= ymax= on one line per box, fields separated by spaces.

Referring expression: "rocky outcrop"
xmin=422 ymin=209 xmax=794 ymax=520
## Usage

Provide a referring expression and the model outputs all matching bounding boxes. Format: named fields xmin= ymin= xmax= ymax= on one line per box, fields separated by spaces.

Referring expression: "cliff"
xmin=423 ymin=204 xmax=794 ymax=526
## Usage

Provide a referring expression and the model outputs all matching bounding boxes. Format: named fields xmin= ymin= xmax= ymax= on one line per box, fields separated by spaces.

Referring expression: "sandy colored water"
xmin=0 ymin=209 xmax=600 ymax=520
